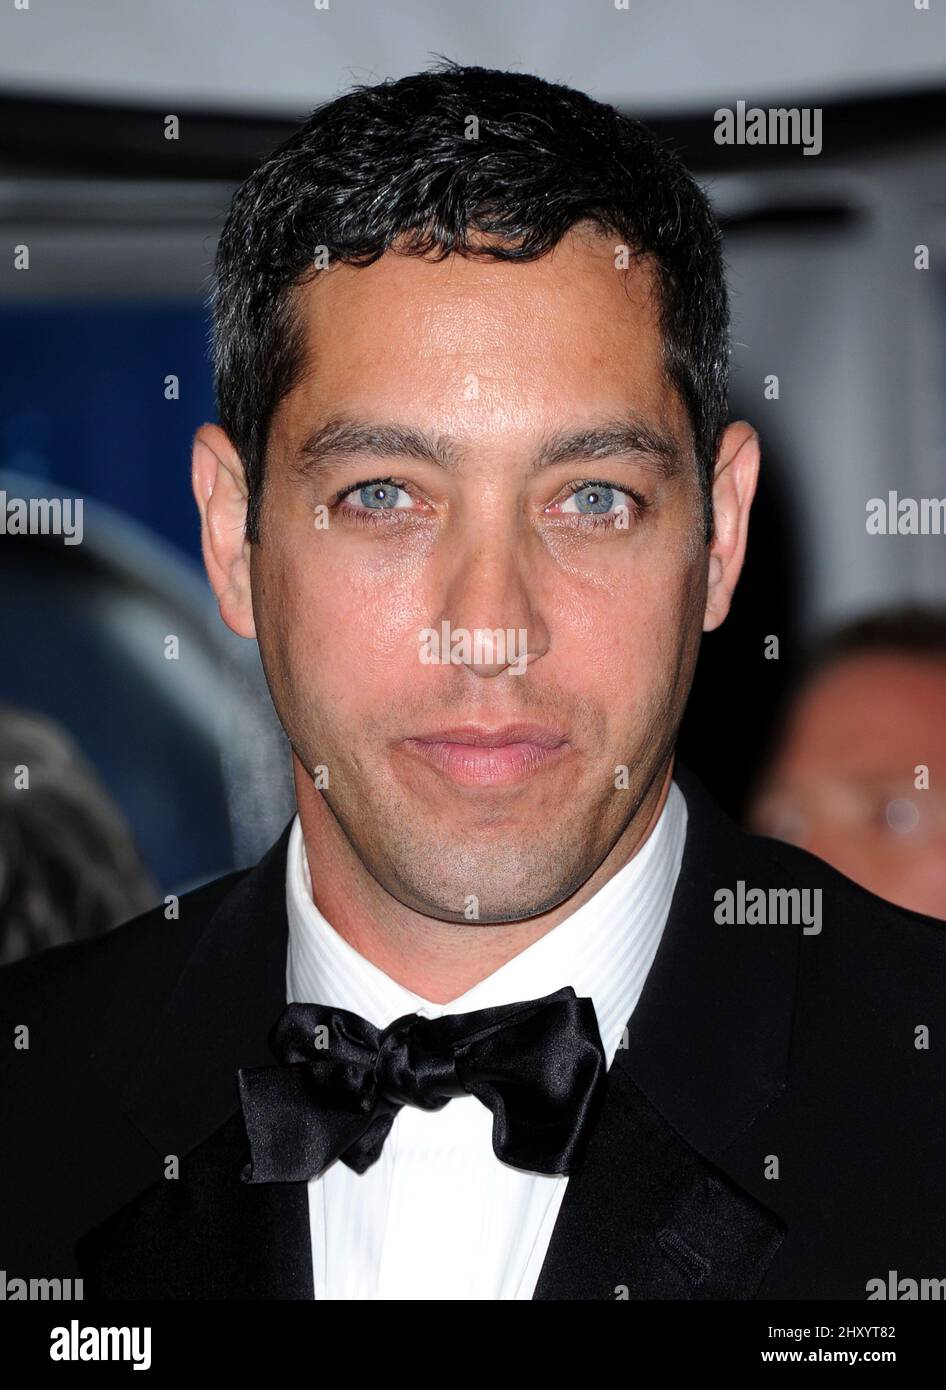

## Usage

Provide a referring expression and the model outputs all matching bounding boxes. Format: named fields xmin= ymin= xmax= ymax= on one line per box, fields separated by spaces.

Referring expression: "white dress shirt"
xmin=285 ymin=778 xmax=688 ymax=1300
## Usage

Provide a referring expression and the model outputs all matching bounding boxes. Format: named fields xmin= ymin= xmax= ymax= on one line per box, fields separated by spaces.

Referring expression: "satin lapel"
xmin=534 ymin=762 xmax=798 ymax=1300
xmin=76 ymin=1109 xmax=313 ymax=1300
xmin=76 ymin=818 xmax=314 ymax=1300
xmin=532 ymin=1065 xmax=786 ymax=1300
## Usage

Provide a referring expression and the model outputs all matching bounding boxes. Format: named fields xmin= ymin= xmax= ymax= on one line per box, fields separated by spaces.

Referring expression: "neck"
xmin=292 ymin=754 xmax=675 ymax=1004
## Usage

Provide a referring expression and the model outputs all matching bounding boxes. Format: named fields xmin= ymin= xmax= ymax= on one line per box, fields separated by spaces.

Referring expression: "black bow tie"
xmin=236 ymin=986 xmax=608 ymax=1183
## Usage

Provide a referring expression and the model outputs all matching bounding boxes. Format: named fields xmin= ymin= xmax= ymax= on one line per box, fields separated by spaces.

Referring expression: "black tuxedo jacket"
xmin=2 ymin=762 xmax=944 ymax=1300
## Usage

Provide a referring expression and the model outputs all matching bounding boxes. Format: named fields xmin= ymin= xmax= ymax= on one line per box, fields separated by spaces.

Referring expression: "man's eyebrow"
xmin=532 ymin=419 xmax=685 ymax=476
xmin=290 ymin=414 xmax=686 ymax=480
xmin=291 ymin=418 xmax=461 ymax=476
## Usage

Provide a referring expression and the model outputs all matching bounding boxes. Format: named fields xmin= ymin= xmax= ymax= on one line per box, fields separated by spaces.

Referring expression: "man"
xmin=1 ymin=61 xmax=944 ymax=1301
xmin=748 ymin=606 xmax=946 ymax=920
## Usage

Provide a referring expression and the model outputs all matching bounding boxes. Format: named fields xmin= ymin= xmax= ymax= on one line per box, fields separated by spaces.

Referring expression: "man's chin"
xmin=367 ymin=817 xmax=597 ymax=924
xmin=382 ymin=873 xmax=585 ymax=927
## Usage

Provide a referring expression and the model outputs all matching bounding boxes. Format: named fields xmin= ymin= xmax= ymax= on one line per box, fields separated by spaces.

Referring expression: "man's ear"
xmin=191 ymin=423 xmax=256 ymax=639
xmin=703 ymin=421 xmax=761 ymax=633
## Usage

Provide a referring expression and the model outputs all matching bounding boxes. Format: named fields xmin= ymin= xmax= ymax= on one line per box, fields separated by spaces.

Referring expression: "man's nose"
xmin=432 ymin=526 xmax=550 ymax=677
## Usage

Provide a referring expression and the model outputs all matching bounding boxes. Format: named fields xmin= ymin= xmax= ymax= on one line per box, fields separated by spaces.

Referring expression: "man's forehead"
xmin=292 ymin=230 xmax=661 ymax=336
xmin=277 ymin=239 xmax=682 ymax=442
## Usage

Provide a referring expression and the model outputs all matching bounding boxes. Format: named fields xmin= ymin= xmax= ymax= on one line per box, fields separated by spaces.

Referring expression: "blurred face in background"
xmin=748 ymin=651 xmax=946 ymax=920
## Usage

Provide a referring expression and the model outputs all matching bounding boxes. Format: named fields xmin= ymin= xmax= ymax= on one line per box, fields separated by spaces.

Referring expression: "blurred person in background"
xmin=0 ymin=706 xmax=157 ymax=963
xmin=747 ymin=606 xmax=946 ymax=920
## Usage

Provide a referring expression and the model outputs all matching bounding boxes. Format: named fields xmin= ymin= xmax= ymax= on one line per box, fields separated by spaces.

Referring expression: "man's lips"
xmin=399 ymin=723 xmax=570 ymax=787
xmin=409 ymin=723 xmax=568 ymax=749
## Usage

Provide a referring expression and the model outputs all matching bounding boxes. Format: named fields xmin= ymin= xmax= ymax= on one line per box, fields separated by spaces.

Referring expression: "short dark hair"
xmin=209 ymin=59 xmax=730 ymax=544
xmin=805 ymin=604 xmax=946 ymax=679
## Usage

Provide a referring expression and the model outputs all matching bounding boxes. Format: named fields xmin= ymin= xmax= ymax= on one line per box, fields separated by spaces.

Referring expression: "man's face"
xmin=206 ymin=228 xmax=749 ymax=924
xmin=749 ymin=653 xmax=946 ymax=919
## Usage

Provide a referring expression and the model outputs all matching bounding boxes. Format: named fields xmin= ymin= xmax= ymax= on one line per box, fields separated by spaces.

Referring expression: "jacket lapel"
xmin=532 ymin=1065 xmax=786 ymax=1299
xmin=76 ymin=1110 xmax=313 ymax=1299
xmin=533 ymin=761 xmax=797 ymax=1299
xmin=77 ymin=818 xmax=315 ymax=1299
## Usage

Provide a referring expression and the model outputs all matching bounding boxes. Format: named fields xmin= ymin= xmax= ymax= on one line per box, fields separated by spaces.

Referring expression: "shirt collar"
xmin=286 ymin=780 xmax=687 ymax=1066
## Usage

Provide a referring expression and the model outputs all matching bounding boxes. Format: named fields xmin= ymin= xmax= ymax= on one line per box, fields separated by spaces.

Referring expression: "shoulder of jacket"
xmin=0 ymin=865 xmax=250 ymax=1012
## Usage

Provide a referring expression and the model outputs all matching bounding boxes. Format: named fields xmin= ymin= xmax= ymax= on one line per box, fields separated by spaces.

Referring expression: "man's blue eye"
xmin=576 ymin=485 xmax=613 ymax=514
xmin=359 ymin=483 xmax=402 ymax=509
xmin=565 ymin=485 xmax=618 ymax=515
